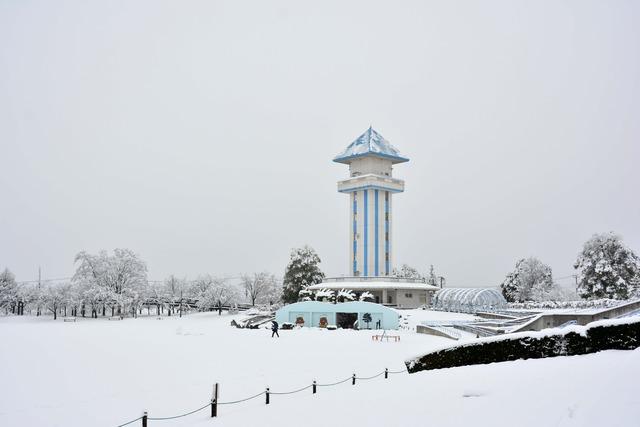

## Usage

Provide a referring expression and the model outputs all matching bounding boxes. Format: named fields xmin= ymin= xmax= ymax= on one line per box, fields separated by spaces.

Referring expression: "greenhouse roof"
xmin=432 ymin=288 xmax=507 ymax=312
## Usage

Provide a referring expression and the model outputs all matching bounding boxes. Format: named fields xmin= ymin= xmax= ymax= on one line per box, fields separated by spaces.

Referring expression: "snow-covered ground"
xmin=0 ymin=311 xmax=637 ymax=427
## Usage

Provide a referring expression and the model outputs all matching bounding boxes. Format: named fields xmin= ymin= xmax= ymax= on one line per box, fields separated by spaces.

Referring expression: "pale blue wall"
xmin=275 ymin=301 xmax=399 ymax=330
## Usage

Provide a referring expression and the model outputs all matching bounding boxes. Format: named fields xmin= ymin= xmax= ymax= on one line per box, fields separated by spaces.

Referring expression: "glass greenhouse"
xmin=431 ymin=288 xmax=507 ymax=313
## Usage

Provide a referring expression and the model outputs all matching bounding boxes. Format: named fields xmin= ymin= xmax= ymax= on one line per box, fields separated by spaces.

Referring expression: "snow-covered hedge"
xmin=508 ymin=299 xmax=623 ymax=310
xmin=406 ymin=318 xmax=640 ymax=373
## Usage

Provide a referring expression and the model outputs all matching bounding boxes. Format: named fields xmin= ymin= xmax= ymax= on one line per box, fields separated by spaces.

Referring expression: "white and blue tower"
xmin=334 ymin=127 xmax=409 ymax=277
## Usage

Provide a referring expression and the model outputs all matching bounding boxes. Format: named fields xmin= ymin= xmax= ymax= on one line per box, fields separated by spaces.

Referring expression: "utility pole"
xmin=37 ymin=266 xmax=41 ymax=316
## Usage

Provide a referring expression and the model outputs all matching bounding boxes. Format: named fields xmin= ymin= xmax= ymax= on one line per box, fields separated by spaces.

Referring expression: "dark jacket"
xmin=271 ymin=321 xmax=279 ymax=331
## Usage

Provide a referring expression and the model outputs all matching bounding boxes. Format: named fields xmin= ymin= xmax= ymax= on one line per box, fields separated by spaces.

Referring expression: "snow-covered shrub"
xmin=574 ymin=233 xmax=640 ymax=300
xmin=336 ymin=289 xmax=355 ymax=302
xmin=281 ymin=322 xmax=294 ymax=330
xmin=298 ymin=288 xmax=314 ymax=301
xmin=314 ymin=288 xmax=334 ymax=303
xmin=508 ymin=299 xmax=623 ymax=310
xmin=406 ymin=318 xmax=640 ymax=373
xmin=359 ymin=291 xmax=374 ymax=302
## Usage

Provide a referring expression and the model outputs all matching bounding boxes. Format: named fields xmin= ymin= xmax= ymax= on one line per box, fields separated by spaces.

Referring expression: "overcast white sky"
xmin=1 ymin=0 xmax=639 ymax=287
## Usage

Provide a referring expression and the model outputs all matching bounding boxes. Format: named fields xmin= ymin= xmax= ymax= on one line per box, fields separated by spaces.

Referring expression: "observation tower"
xmin=333 ymin=127 xmax=409 ymax=277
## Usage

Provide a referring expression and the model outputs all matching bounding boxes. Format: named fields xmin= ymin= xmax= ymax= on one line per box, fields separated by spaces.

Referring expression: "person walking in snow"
xmin=271 ymin=320 xmax=280 ymax=338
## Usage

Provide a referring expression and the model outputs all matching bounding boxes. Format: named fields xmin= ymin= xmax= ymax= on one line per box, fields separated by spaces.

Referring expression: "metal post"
xmin=265 ymin=387 xmax=270 ymax=405
xmin=142 ymin=412 xmax=147 ymax=427
xmin=312 ymin=380 xmax=316 ymax=394
xmin=352 ymin=374 xmax=356 ymax=385
xmin=212 ymin=383 xmax=219 ymax=417
xmin=385 ymin=368 xmax=388 ymax=379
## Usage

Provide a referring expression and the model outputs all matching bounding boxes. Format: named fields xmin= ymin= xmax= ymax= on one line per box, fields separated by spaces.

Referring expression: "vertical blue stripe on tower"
xmin=352 ymin=192 xmax=357 ymax=275
xmin=374 ymin=189 xmax=379 ymax=276
xmin=363 ymin=190 xmax=368 ymax=277
xmin=385 ymin=191 xmax=389 ymax=275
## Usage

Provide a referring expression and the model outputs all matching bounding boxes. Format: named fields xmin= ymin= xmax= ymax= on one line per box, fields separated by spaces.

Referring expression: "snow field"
xmin=1 ymin=310 xmax=638 ymax=427
xmin=0 ymin=311 xmax=463 ymax=427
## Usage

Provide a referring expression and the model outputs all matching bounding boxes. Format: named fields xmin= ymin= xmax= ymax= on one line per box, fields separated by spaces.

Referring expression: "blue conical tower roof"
xmin=333 ymin=127 xmax=409 ymax=164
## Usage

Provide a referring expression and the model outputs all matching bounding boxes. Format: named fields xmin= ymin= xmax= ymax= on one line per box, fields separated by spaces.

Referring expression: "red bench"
xmin=372 ymin=334 xmax=400 ymax=342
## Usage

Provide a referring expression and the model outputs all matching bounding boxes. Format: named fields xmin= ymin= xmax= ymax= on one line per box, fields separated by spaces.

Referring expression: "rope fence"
xmin=115 ymin=366 xmax=408 ymax=426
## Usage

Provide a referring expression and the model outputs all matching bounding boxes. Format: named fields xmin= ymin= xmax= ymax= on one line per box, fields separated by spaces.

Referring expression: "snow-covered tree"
xmin=0 ymin=268 xmax=18 ymax=313
xmin=73 ymin=249 xmax=147 ymax=317
xmin=500 ymin=257 xmax=556 ymax=302
xmin=336 ymin=289 xmax=355 ymax=302
xmin=262 ymin=278 xmax=283 ymax=306
xmin=190 ymin=275 xmax=214 ymax=309
xmin=242 ymin=272 xmax=279 ymax=306
xmin=359 ymin=291 xmax=374 ymax=302
xmin=282 ymin=246 xmax=324 ymax=304
xmin=574 ymin=233 xmax=640 ymax=300
xmin=164 ymin=275 xmax=186 ymax=316
xmin=391 ymin=264 xmax=423 ymax=279
xmin=197 ymin=278 xmax=241 ymax=310
xmin=42 ymin=282 xmax=69 ymax=320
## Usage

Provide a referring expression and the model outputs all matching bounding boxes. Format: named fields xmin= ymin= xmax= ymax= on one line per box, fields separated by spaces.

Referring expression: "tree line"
xmin=0 ymin=249 xmax=282 ymax=318
xmin=500 ymin=232 xmax=640 ymax=303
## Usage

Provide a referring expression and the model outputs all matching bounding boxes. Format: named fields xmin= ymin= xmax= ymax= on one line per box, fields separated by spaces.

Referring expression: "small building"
xmin=275 ymin=301 xmax=400 ymax=330
xmin=307 ymin=277 xmax=440 ymax=309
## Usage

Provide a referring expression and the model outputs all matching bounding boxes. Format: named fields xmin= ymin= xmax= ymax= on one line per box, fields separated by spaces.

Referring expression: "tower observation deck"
xmin=334 ymin=127 xmax=409 ymax=277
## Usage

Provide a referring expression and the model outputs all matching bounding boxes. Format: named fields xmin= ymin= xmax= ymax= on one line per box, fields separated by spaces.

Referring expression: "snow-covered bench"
xmin=63 ymin=317 xmax=77 ymax=322
xmin=108 ymin=316 xmax=123 ymax=321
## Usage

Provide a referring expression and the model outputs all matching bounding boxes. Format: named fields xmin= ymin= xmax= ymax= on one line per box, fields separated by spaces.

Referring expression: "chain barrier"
xmin=115 ymin=367 xmax=407 ymax=426
xmin=270 ymin=384 xmax=313 ymax=395
xmin=316 ymin=376 xmax=353 ymax=387
xmin=218 ymin=390 xmax=266 ymax=405
xmin=147 ymin=402 xmax=210 ymax=421
xmin=356 ymin=371 xmax=385 ymax=380
xmin=115 ymin=416 xmax=142 ymax=427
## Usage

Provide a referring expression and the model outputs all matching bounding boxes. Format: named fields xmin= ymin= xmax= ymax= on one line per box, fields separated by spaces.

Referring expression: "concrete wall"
xmin=349 ymin=157 xmax=393 ymax=176
xmin=513 ymin=299 xmax=640 ymax=332
xmin=396 ymin=290 xmax=429 ymax=309
xmin=416 ymin=325 xmax=459 ymax=340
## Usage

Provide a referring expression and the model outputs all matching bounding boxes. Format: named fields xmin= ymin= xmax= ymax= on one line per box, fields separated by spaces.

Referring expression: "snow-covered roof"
xmin=307 ymin=281 xmax=440 ymax=291
xmin=333 ymin=127 xmax=409 ymax=164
